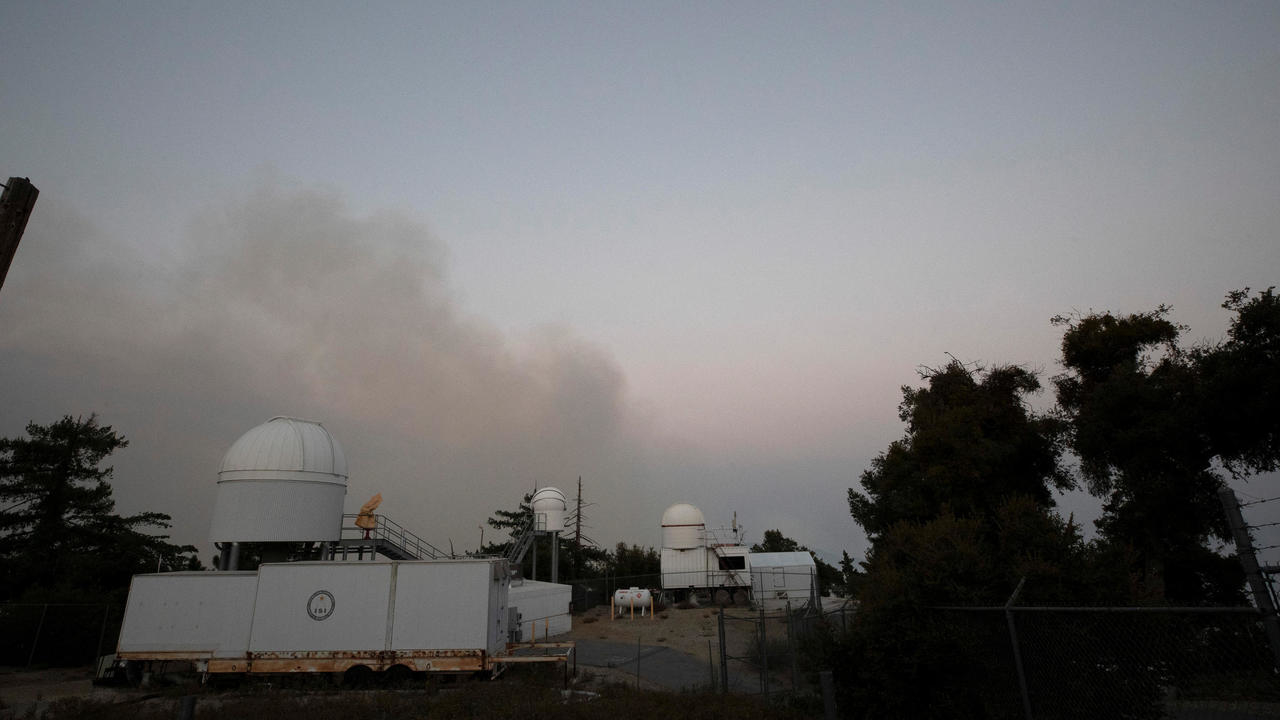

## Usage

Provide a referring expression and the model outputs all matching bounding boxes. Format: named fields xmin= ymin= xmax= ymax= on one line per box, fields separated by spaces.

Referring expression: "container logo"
xmin=307 ymin=590 xmax=336 ymax=621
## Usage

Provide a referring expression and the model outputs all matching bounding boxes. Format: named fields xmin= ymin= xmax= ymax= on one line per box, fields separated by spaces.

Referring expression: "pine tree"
xmin=0 ymin=415 xmax=198 ymax=601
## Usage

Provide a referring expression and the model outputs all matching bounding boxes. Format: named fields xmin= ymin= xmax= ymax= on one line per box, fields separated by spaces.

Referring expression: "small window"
xmin=718 ymin=555 xmax=746 ymax=570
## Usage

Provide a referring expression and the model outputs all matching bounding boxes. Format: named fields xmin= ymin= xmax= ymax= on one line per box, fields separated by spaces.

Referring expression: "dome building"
xmin=210 ymin=417 xmax=348 ymax=567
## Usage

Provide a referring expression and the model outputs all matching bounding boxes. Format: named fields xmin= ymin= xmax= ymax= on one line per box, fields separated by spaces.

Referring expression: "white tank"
xmin=661 ymin=502 xmax=705 ymax=549
xmin=530 ymin=487 xmax=568 ymax=532
xmin=209 ymin=417 xmax=348 ymax=543
xmin=613 ymin=587 xmax=653 ymax=615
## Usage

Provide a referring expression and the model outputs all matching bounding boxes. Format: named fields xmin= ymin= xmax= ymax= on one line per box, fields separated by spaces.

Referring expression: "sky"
xmin=2 ymin=2 xmax=1278 ymax=567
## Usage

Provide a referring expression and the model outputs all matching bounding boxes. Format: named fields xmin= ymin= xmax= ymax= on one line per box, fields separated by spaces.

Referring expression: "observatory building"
xmin=659 ymin=502 xmax=751 ymax=598
xmin=210 ymin=417 xmax=348 ymax=569
xmin=110 ymin=417 xmax=576 ymax=682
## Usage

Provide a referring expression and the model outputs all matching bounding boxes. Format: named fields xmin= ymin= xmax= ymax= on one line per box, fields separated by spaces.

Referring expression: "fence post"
xmin=94 ymin=604 xmax=110 ymax=665
xmin=718 ymin=610 xmax=729 ymax=692
xmin=760 ymin=604 xmax=769 ymax=696
xmin=1005 ymin=577 xmax=1033 ymax=720
xmin=1220 ymin=488 xmax=1280 ymax=669
xmin=27 ymin=603 xmax=48 ymax=667
xmin=786 ymin=600 xmax=798 ymax=690
xmin=708 ymin=639 xmax=716 ymax=692
xmin=820 ymin=670 xmax=838 ymax=720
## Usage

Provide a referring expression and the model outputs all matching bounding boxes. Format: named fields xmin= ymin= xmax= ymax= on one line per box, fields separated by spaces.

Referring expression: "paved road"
xmin=573 ymin=639 xmax=757 ymax=693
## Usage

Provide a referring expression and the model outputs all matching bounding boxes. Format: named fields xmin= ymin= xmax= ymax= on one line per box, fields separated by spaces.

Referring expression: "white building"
xmin=659 ymin=503 xmax=751 ymax=595
xmin=748 ymin=551 xmax=818 ymax=611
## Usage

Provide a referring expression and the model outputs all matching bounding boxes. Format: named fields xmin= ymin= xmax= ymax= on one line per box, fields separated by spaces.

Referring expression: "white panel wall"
xmin=209 ymin=480 xmax=345 ymax=542
xmin=390 ymin=560 xmax=507 ymax=655
xmin=117 ymin=572 xmax=259 ymax=658
xmin=660 ymin=547 xmax=710 ymax=589
xmin=249 ymin=562 xmax=393 ymax=652
xmin=509 ymin=581 xmax=571 ymax=639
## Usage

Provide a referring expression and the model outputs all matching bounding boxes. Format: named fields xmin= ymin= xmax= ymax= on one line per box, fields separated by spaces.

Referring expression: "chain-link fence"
xmin=717 ymin=601 xmax=838 ymax=697
xmin=568 ymin=573 xmax=662 ymax=611
xmin=934 ymin=605 xmax=1280 ymax=720
xmin=0 ymin=603 xmax=122 ymax=667
xmin=713 ymin=599 xmax=1279 ymax=719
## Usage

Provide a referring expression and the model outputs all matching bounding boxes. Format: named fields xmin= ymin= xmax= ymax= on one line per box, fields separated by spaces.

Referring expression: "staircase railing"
xmin=339 ymin=513 xmax=452 ymax=560
xmin=505 ymin=516 xmax=537 ymax=565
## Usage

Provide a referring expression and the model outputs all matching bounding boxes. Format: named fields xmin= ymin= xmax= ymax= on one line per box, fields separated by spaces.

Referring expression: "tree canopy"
xmin=0 ymin=415 xmax=199 ymax=602
xmin=1050 ymin=291 xmax=1279 ymax=604
xmin=849 ymin=360 xmax=1071 ymax=543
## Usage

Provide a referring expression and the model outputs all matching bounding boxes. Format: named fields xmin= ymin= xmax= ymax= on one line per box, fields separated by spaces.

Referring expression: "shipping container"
xmin=117 ymin=558 xmax=525 ymax=676
xmin=117 ymin=572 xmax=258 ymax=659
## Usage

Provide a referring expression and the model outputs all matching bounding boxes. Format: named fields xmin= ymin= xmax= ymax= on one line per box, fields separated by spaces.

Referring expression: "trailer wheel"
xmin=343 ymin=665 xmax=374 ymax=687
xmin=382 ymin=664 xmax=413 ymax=688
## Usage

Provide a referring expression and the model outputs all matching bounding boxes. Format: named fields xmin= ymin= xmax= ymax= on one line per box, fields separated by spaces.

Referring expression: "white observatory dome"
xmin=661 ymin=502 xmax=705 ymax=549
xmin=531 ymin=487 xmax=568 ymax=532
xmin=209 ymin=417 xmax=348 ymax=543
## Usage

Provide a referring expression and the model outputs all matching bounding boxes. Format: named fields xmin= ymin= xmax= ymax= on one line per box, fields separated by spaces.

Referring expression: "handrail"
xmin=506 ymin=515 xmax=537 ymax=564
xmin=339 ymin=513 xmax=452 ymax=560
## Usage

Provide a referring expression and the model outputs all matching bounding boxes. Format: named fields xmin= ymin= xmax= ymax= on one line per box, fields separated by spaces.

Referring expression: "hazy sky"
xmin=2 ymin=2 xmax=1278 ymax=565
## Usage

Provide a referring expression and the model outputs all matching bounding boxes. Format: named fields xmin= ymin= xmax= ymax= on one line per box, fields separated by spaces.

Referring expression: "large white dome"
xmin=210 ymin=417 xmax=348 ymax=543
xmin=218 ymin=416 xmax=347 ymax=483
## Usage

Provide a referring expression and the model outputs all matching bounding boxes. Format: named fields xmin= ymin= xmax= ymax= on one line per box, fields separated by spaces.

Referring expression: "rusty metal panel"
xmin=249 ymin=562 xmax=393 ymax=652
xmin=117 ymin=572 xmax=258 ymax=658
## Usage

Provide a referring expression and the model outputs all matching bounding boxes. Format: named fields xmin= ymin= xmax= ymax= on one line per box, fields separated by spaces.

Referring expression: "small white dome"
xmin=662 ymin=503 xmax=705 ymax=549
xmin=662 ymin=502 xmax=705 ymax=527
xmin=218 ymin=416 xmax=347 ymax=484
xmin=531 ymin=487 xmax=568 ymax=532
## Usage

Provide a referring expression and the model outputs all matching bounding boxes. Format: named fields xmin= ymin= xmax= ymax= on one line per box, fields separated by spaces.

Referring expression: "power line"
xmin=1241 ymin=496 xmax=1280 ymax=508
xmin=1246 ymin=521 xmax=1280 ymax=530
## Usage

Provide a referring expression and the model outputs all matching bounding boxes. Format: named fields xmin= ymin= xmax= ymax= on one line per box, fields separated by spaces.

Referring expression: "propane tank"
xmin=613 ymin=587 xmax=653 ymax=616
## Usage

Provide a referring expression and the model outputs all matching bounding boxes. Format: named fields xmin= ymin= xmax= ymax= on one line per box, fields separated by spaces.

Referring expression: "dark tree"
xmin=1197 ymin=287 xmax=1280 ymax=476
xmin=1053 ymin=306 xmax=1242 ymax=604
xmin=849 ymin=360 xmax=1071 ymax=542
xmin=0 ymin=415 xmax=199 ymax=602
xmin=608 ymin=543 xmax=661 ymax=578
xmin=750 ymin=528 xmax=803 ymax=553
xmin=751 ymin=528 xmax=846 ymax=596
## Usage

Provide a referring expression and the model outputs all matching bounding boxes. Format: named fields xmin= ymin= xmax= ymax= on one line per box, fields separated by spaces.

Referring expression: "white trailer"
xmin=748 ymin=551 xmax=818 ymax=611
xmin=508 ymin=580 xmax=572 ymax=641
xmin=117 ymin=572 xmax=258 ymax=660
xmin=116 ymin=558 xmax=571 ymax=678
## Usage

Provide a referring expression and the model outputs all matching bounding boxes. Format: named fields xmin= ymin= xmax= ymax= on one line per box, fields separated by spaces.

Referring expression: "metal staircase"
xmin=330 ymin=513 xmax=453 ymax=561
xmin=704 ymin=527 xmax=751 ymax=588
xmin=505 ymin=516 xmax=538 ymax=566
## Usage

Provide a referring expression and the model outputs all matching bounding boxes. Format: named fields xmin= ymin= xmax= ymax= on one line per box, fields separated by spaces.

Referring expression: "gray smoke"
xmin=0 ymin=182 xmax=677 ymax=555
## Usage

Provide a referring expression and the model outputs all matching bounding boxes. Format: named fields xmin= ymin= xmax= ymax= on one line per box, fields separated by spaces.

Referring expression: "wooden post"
xmin=0 ymin=177 xmax=39 ymax=296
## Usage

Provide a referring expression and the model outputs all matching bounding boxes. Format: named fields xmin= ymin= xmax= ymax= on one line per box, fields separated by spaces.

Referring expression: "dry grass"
xmin=29 ymin=678 xmax=813 ymax=720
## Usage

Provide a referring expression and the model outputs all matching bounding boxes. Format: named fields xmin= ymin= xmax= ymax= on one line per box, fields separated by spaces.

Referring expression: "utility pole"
xmin=1219 ymin=488 xmax=1280 ymax=669
xmin=0 ymin=177 xmax=39 ymax=296
xmin=574 ymin=476 xmax=583 ymax=578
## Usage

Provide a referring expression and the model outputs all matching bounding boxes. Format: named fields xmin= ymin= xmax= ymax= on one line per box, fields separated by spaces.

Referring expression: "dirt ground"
xmin=0 ymin=602 xmax=767 ymax=716
xmin=566 ymin=601 xmax=755 ymax=663
xmin=0 ymin=666 xmax=124 ymax=717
